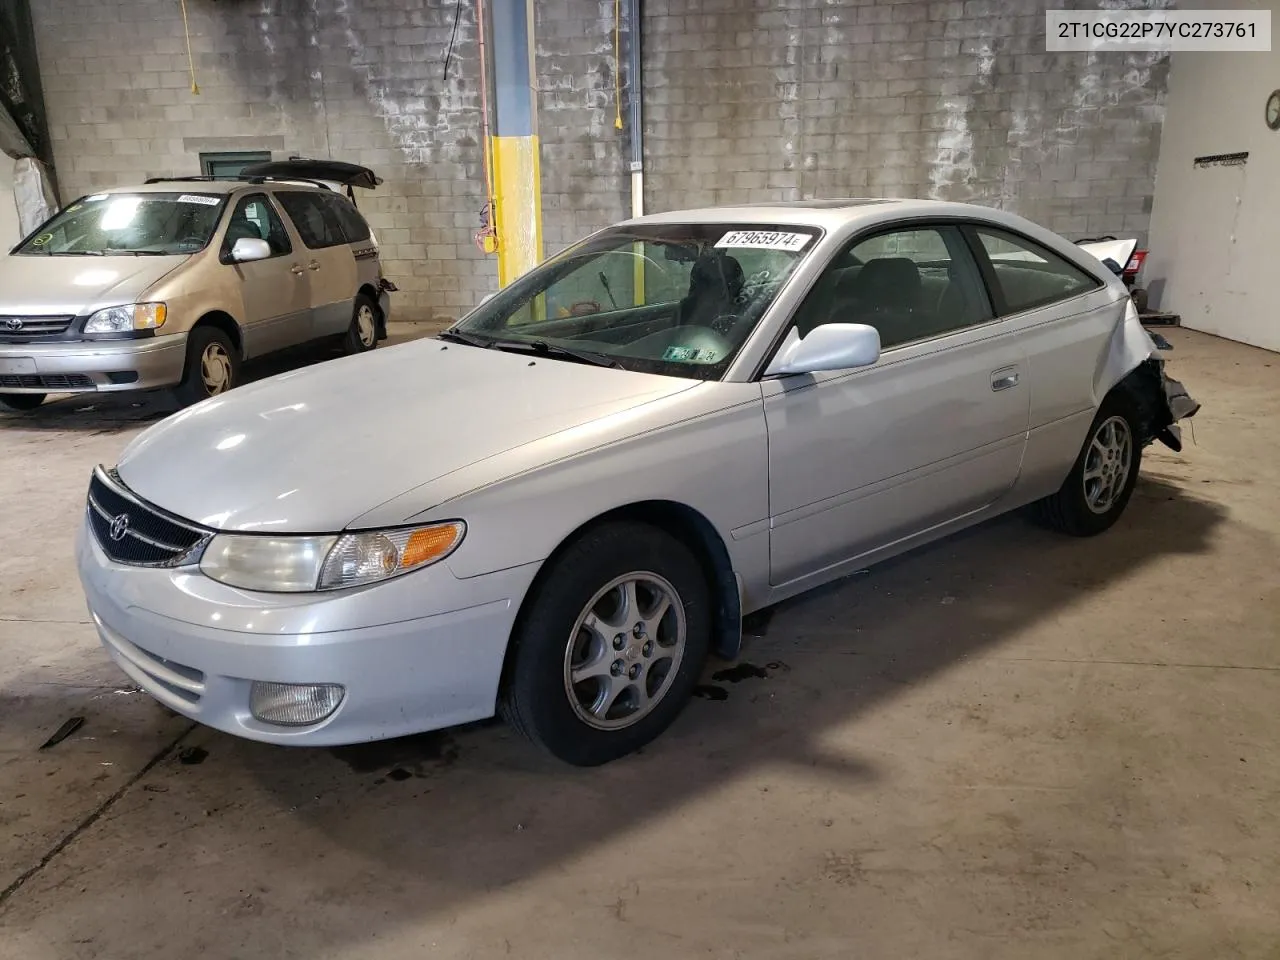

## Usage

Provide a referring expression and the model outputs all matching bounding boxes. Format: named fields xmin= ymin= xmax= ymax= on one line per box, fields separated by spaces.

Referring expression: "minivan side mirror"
xmin=764 ymin=323 xmax=881 ymax=377
xmin=229 ymin=237 xmax=272 ymax=263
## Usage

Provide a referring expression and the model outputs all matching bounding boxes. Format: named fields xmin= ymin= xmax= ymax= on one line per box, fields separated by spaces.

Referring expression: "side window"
xmin=788 ymin=225 xmax=992 ymax=349
xmin=974 ymin=228 xmax=1100 ymax=315
xmin=275 ymin=192 xmax=346 ymax=249
xmin=320 ymin=193 xmax=372 ymax=244
xmin=221 ymin=193 xmax=291 ymax=258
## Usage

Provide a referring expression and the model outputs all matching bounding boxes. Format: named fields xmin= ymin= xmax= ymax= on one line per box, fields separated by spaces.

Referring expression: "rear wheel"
xmin=1033 ymin=394 xmax=1142 ymax=537
xmin=0 ymin=393 xmax=45 ymax=412
xmin=343 ymin=294 xmax=379 ymax=355
xmin=500 ymin=522 xmax=712 ymax=766
xmin=174 ymin=327 xmax=238 ymax=406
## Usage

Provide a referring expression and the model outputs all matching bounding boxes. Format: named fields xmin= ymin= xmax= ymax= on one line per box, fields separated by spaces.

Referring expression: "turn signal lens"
xmin=135 ymin=302 xmax=167 ymax=329
xmin=316 ymin=521 xmax=465 ymax=591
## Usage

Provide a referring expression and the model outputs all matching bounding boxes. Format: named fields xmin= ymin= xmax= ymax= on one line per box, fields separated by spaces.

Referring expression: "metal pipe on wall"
xmin=626 ymin=0 xmax=643 ymax=218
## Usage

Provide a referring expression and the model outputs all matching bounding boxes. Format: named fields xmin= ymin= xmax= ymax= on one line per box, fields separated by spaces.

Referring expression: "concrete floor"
xmin=0 ymin=327 xmax=1277 ymax=959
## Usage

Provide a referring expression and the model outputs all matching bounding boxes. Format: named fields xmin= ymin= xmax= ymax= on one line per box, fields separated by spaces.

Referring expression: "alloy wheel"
xmin=1082 ymin=415 xmax=1133 ymax=514
xmin=563 ymin=572 xmax=686 ymax=731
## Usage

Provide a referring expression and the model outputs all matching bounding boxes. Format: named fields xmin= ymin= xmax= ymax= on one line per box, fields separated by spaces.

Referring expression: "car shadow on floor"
xmin=6 ymin=474 xmax=1228 ymax=950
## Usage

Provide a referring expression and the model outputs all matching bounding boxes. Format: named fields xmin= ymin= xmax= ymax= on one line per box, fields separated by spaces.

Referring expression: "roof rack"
xmin=142 ymin=174 xmax=334 ymax=191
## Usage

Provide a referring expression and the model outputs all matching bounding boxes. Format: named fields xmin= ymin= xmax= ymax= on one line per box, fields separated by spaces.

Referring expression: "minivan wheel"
xmin=0 ymin=393 xmax=45 ymax=412
xmin=500 ymin=522 xmax=712 ymax=766
xmin=175 ymin=327 xmax=239 ymax=406
xmin=1032 ymin=394 xmax=1142 ymax=537
xmin=343 ymin=294 xmax=379 ymax=355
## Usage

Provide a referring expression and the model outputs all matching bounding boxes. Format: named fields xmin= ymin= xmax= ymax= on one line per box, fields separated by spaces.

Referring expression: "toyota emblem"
xmin=108 ymin=513 xmax=131 ymax=541
xmin=4 ymin=318 xmax=22 ymax=331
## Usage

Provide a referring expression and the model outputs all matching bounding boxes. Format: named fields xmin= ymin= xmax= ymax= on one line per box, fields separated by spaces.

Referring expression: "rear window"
xmin=274 ymin=191 xmax=347 ymax=249
xmin=975 ymin=228 xmax=1100 ymax=315
xmin=322 ymin=194 xmax=371 ymax=243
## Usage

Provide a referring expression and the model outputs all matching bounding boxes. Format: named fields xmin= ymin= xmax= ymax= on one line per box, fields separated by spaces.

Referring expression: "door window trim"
xmin=755 ymin=218 xmax=1001 ymax=379
xmin=273 ymin=189 xmax=349 ymax=250
xmin=218 ymin=191 xmax=294 ymax=263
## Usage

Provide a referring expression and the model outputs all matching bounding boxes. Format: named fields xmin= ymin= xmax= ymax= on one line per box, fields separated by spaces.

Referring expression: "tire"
xmin=1033 ymin=394 xmax=1143 ymax=537
xmin=500 ymin=521 xmax=713 ymax=766
xmin=1132 ymin=286 xmax=1150 ymax=314
xmin=174 ymin=327 xmax=239 ymax=406
xmin=0 ymin=393 xmax=45 ymax=412
xmin=343 ymin=294 xmax=379 ymax=355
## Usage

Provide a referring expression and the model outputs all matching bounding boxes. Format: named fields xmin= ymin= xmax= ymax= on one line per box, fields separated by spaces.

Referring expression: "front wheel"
xmin=500 ymin=522 xmax=712 ymax=766
xmin=1033 ymin=395 xmax=1142 ymax=537
xmin=343 ymin=294 xmax=379 ymax=355
xmin=174 ymin=327 xmax=239 ymax=406
xmin=0 ymin=393 xmax=45 ymax=412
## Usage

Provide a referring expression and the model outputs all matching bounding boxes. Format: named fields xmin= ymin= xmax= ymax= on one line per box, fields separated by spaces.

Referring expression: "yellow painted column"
xmin=489 ymin=0 xmax=543 ymax=286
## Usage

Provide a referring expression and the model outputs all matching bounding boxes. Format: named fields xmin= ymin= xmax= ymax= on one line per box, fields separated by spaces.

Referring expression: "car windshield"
xmin=449 ymin=223 xmax=821 ymax=379
xmin=14 ymin=192 xmax=227 ymax=256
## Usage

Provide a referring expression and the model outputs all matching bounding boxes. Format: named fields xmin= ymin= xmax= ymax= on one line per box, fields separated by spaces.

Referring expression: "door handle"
xmin=307 ymin=260 xmax=321 ymax=271
xmin=290 ymin=264 xmax=304 ymax=276
xmin=991 ymin=368 xmax=1020 ymax=392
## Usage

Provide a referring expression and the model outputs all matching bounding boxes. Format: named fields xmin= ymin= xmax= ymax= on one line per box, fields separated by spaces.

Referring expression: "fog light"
xmin=249 ymin=682 xmax=345 ymax=726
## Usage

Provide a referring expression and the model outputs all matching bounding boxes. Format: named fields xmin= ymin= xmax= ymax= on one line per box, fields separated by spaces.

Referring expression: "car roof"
xmin=624 ymin=198 xmax=1021 ymax=230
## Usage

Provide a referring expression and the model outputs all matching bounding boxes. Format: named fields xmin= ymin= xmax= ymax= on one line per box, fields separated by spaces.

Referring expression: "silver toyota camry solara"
xmin=76 ymin=199 xmax=1199 ymax=765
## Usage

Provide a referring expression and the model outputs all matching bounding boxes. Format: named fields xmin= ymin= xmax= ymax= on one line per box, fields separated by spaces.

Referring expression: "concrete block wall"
xmin=642 ymin=0 xmax=1168 ymax=246
xmin=31 ymin=0 xmax=1166 ymax=322
xmin=32 ymin=0 xmax=494 ymax=324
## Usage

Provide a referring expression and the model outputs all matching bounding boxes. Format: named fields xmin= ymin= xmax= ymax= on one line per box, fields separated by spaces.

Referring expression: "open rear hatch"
xmin=239 ymin=159 xmax=382 ymax=204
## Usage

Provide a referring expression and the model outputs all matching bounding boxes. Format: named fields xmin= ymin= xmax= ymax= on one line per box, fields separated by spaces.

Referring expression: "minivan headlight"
xmin=84 ymin=302 xmax=167 ymax=333
xmin=199 ymin=522 xmax=465 ymax=593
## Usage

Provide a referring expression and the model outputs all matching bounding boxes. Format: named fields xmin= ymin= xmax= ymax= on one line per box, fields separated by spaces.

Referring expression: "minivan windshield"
xmin=14 ymin=192 xmax=227 ymax=256
xmin=448 ymin=223 xmax=820 ymax=380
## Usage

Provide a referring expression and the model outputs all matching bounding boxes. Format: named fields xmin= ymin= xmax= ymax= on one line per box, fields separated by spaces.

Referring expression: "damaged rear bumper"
xmin=1123 ymin=356 xmax=1201 ymax=452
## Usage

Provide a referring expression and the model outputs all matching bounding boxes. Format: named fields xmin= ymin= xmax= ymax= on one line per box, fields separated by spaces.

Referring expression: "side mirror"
xmin=764 ymin=323 xmax=881 ymax=377
xmin=230 ymin=237 xmax=271 ymax=263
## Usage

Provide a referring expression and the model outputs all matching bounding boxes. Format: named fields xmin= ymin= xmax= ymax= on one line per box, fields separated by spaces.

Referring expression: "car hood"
xmin=0 ymin=253 xmax=187 ymax=315
xmin=116 ymin=340 xmax=699 ymax=532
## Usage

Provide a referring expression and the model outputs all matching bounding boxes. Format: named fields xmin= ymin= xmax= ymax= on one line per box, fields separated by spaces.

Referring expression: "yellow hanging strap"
xmin=613 ymin=0 xmax=623 ymax=129
xmin=180 ymin=0 xmax=200 ymax=95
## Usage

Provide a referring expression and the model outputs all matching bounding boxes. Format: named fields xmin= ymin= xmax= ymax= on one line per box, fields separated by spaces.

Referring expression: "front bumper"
xmin=76 ymin=518 xmax=540 ymax=745
xmin=0 ymin=334 xmax=187 ymax=394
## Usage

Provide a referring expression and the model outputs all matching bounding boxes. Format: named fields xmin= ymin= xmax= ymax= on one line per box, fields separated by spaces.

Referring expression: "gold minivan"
xmin=0 ymin=160 xmax=393 ymax=412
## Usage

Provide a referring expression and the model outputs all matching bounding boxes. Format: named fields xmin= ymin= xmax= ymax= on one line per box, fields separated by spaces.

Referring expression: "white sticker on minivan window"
xmin=715 ymin=230 xmax=811 ymax=252
xmin=177 ymin=194 xmax=221 ymax=206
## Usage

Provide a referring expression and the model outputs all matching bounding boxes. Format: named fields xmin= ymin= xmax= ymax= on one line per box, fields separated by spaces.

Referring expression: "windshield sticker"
xmin=715 ymin=230 xmax=811 ymax=252
xmin=663 ymin=345 xmax=717 ymax=363
xmin=30 ymin=233 xmax=53 ymax=246
xmin=177 ymin=194 xmax=221 ymax=206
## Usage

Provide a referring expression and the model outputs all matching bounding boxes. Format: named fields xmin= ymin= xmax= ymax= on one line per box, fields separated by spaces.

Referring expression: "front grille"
xmin=0 ymin=315 xmax=74 ymax=341
xmin=0 ymin=374 xmax=94 ymax=389
xmin=87 ymin=469 xmax=211 ymax=567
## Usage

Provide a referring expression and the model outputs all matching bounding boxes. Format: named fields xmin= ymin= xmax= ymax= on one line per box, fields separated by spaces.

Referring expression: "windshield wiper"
xmin=491 ymin=338 xmax=625 ymax=369
xmin=104 ymin=248 xmax=171 ymax=256
xmin=438 ymin=329 xmax=624 ymax=369
xmin=48 ymin=249 xmax=103 ymax=256
xmin=436 ymin=329 xmax=492 ymax=348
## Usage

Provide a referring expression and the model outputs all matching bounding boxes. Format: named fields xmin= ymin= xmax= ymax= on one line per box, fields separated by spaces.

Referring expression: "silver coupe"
xmin=76 ymin=200 xmax=1199 ymax=765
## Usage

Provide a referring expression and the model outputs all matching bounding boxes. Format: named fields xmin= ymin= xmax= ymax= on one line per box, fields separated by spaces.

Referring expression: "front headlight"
xmin=199 ymin=521 xmax=465 ymax=593
xmin=84 ymin=302 xmax=167 ymax=333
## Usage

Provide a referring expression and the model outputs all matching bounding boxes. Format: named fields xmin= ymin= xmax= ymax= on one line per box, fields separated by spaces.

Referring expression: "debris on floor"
xmin=38 ymin=716 xmax=85 ymax=750
xmin=178 ymin=746 xmax=209 ymax=766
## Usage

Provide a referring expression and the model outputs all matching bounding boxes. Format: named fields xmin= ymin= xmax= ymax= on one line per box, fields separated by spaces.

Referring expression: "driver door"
xmin=764 ymin=223 xmax=1030 ymax=585
xmin=220 ymin=193 xmax=310 ymax=358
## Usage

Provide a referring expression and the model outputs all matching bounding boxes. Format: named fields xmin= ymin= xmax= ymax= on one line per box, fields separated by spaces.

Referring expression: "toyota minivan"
xmin=0 ymin=160 xmax=393 ymax=412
